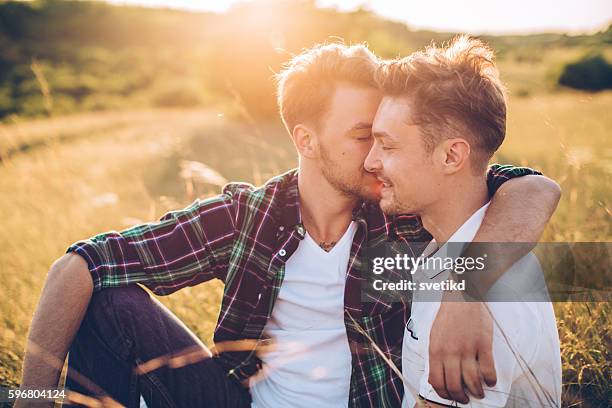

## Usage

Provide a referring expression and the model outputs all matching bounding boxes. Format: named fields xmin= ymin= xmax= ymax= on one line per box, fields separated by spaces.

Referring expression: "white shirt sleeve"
xmin=418 ymin=302 xmax=540 ymax=407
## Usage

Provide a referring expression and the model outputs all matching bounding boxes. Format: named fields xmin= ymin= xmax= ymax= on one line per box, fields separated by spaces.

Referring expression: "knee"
xmin=89 ymin=284 xmax=149 ymax=312
xmin=76 ymin=285 xmax=153 ymax=356
xmin=84 ymin=284 xmax=153 ymax=332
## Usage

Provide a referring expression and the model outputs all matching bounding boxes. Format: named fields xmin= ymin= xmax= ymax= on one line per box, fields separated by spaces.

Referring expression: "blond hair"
xmin=375 ymin=35 xmax=506 ymax=172
xmin=276 ymin=42 xmax=379 ymax=134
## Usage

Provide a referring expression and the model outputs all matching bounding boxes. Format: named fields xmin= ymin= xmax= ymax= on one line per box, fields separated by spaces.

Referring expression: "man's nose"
xmin=364 ymin=146 xmax=381 ymax=173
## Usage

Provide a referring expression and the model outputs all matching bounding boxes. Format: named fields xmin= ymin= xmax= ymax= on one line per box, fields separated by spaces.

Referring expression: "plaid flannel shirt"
xmin=67 ymin=164 xmax=541 ymax=408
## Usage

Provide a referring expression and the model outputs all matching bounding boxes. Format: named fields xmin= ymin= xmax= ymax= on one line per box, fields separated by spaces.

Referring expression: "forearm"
xmin=482 ymin=174 xmax=560 ymax=242
xmin=463 ymin=174 xmax=561 ymax=295
xmin=19 ymin=253 xmax=93 ymax=389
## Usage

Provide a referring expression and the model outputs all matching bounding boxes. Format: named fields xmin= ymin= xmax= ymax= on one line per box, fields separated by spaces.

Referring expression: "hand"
xmin=428 ymin=297 xmax=497 ymax=403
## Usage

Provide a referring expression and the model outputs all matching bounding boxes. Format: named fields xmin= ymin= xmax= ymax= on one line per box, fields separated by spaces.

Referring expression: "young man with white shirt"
xmin=365 ymin=36 xmax=562 ymax=407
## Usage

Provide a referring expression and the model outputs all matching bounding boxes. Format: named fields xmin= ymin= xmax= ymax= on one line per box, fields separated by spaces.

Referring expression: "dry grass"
xmin=556 ymin=302 xmax=611 ymax=406
xmin=0 ymin=108 xmax=227 ymax=388
xmin=0 ymin=92 xmax=610 ymax=406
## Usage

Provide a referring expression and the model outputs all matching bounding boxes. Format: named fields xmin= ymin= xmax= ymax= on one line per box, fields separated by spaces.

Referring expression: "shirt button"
xmin=296 ymin=224 xmax=305 ymax=236
xmin=279 ymin=249 xmax=287 ymax=257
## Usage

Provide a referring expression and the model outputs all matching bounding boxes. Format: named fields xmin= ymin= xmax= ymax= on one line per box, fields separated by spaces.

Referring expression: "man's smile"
xmin=375 ymin=175 xmax=393 ymax=189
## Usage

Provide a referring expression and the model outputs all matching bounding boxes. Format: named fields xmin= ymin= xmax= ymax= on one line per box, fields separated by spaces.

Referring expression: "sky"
xmin=105 ymin=0 xmax=612 ymax=35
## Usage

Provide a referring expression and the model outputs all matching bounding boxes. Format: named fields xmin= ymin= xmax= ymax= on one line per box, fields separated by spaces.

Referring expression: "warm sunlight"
xmin=107 ymin=0 xmax=612 ymax=34
xmin=1 ymin=1 xmax=610 ymax=407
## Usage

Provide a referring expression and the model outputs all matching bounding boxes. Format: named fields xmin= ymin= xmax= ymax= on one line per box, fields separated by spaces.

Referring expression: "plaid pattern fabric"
xmin=68 ymin=164 xmax=541 ymax=408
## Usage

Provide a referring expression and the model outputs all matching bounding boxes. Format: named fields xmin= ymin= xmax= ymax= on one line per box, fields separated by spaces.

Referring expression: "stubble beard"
xmin=319 ymin=145 xmax=368 ymax=200
xmin=379 ymin=191 xmax=405 ymax=215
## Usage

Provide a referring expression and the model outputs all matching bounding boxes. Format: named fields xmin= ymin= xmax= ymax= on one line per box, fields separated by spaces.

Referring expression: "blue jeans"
xmin=66 ymin=285 xmax=252 ymax=408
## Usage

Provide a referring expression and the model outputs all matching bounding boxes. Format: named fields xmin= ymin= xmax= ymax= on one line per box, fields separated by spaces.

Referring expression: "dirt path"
xmin=0 ymin=108 xmax=226 ymax=387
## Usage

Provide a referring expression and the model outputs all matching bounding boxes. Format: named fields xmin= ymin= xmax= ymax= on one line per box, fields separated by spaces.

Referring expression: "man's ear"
xmin=440 ymin=138 xmax=470 ymax=174
xmin=292 ymin=124 xmax=319 ymax=159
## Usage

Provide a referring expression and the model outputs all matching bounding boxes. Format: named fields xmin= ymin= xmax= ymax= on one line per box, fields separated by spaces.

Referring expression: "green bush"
xmin=558 ymin=53 xmax=612 ymax=91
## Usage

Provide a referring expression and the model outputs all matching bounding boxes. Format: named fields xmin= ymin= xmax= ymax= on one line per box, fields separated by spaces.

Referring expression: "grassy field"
xmin=0 ymin=91 xmax=610 ymax=406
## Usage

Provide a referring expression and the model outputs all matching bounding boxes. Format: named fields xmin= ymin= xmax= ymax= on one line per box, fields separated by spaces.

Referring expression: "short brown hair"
xmin=375 ymin=35 xmax=506 ymax=172
xmin=276 ymin=42 xmax=379 ymax=134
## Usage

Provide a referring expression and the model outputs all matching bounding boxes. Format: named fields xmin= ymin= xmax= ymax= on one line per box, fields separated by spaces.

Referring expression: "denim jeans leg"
xmin=66 ymin=285 xmax=251 ymax=408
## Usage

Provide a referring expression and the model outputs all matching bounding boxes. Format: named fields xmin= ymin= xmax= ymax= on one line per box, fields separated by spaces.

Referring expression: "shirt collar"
xmin=447 ymin=202 xmax=490 ymax=243
xmin=422 ymin=202 xmax=490 ymax=278
xmin=276 ymin=169 xmax=306 ymax=239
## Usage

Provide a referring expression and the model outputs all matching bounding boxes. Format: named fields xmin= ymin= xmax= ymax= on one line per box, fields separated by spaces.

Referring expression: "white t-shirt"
xmin=402 ymin=203 xmax=562 ymax=408
xmin=250 ymin=221 xmax=357 ymax=408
